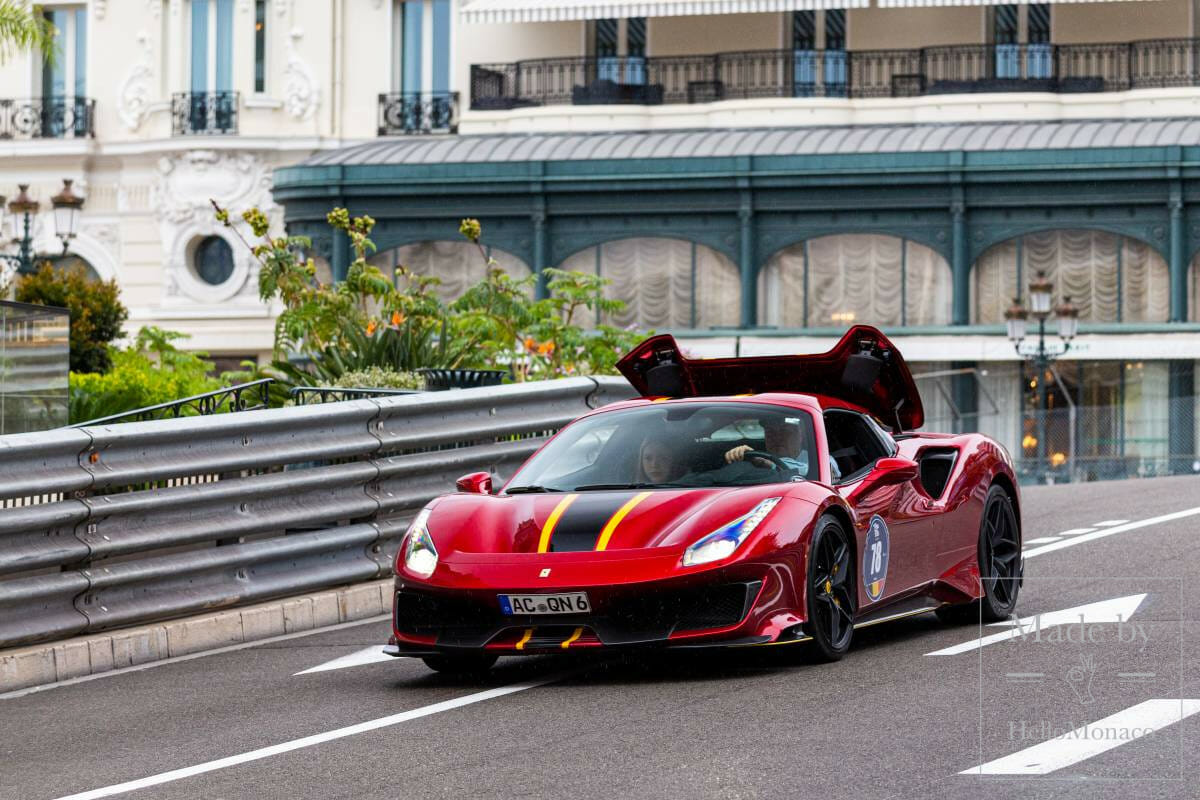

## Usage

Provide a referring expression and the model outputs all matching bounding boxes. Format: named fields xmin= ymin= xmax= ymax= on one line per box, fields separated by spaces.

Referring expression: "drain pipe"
xmin=330 ymin=0 xmax=344 ymax=140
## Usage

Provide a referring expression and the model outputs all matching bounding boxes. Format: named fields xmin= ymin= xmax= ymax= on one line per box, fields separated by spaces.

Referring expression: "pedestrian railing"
xmin=470 ymin=38 xmax=1200 ymax=109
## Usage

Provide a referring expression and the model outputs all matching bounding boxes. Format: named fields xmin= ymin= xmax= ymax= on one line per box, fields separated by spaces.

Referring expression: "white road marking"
xmin=50 ymin=675 xmax=561 ymax=800
xmin=294 ymin=646 xmax=397 ymax=675
xmin=925 ymin=594 xmax=1146 ymax=656
xmin=1092 ymin=519 xmax=1129 ymax=527
xmin=1023 ymin=506 xmax=1200 ymax=559
xmin=0 ymin=614 xmax=392 ymax=701
xmin=1023 ymin=536 xmax=1060 ymax=545
xmin=1056 ymin=528 xmax=1096 ymax=536
xmin=959 ymin=699 xmax=1200 ymax=775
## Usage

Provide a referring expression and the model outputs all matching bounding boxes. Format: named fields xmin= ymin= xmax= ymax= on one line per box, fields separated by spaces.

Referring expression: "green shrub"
xmin=68 ymin=327 xmax=220 ymax=424
xmin=15 ymin=262 xmax=128 ymax=373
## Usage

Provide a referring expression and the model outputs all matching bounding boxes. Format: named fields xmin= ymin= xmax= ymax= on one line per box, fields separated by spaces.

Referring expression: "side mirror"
xmin=847 ymin=456 xmax=917 ymax=503
xmin=455 ymin=471 xmax=492 ymax=495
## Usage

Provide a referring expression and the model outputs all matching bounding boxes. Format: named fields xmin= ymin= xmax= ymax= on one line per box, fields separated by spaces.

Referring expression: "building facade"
xmin=3 ymin=0 xmax=1200 ymax=479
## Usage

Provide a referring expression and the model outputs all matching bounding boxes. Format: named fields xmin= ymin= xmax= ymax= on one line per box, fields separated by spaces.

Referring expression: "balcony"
xmin=172 ymin=91 xmax=239 ymax=136
xmin=377 ymin=92 xmax=459 ymax=135
xmin=0 ymin=97 xmax=94 ymax=139
xmin=470 ymin=38 xmax=1200 ymax=109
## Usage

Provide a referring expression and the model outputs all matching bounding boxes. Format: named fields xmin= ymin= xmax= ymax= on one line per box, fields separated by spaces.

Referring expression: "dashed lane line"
xmin=294 ymin=646 xmax=397 ymax=675
xmin=959 ymin=698 xmax=1200 ymax=775
xmin=1023 ymin=506 xmax=1200 ymax=560
xmin=49 ymin=674 xmax=563 ymax=800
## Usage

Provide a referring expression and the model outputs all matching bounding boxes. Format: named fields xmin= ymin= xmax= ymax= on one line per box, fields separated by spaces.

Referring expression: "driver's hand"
xmin=724 ymin=445 xmax=773 ymax=469
xmin=724 ymin=445 xmax=752 ymax=464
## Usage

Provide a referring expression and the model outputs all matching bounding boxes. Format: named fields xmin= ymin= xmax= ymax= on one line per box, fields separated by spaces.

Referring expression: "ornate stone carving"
xmin=154 ymin=151 xmax=279 ymax=305
xmin=118 ymin=33 xmax=155 ymax=132
xmin=283 ymin=28 xmax=319 ymax=121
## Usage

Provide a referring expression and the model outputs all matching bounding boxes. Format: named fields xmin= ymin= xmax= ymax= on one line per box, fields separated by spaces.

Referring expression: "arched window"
xmin=558 ymin=238 xmax=741 ymax=330
xmin=973 ymin=230 xmax=1169 ymax=323
xmin=370 ymin=241 xmax=531 ymax=302
xmin=758 ymin=234 xmax=951 ymax=327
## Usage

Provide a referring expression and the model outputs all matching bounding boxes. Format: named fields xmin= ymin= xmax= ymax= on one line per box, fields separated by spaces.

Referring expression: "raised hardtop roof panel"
xmin=615 ymin=326 xmax=925 ymax=431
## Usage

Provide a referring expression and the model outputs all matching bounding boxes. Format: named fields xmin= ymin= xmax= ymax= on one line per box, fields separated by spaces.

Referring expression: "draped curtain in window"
xmin=558 ymin=238 xmax=741 ymax=330
xmin=757 ymin=235 xmax=951 ymax=327
xmin=369 ymin=241 xmax=531 ymax=302
xmin=973 ymin=230 xmax=1170 ymax=323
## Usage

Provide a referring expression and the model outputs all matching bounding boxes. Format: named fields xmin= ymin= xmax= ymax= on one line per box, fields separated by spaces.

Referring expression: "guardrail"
xmin=0 ymin=376 xmax=632 ymax=649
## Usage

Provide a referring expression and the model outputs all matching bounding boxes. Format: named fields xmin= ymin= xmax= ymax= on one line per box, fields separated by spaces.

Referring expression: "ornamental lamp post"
xmin=0 ymin=179 xmax=86 ymax=279
xmin=1008 ymin=270 xmax=1078 ymax=483
xmin=5 ymin=184 xmax=39 ymax=276
xmin=50 ymin=178 xmax=84 ymax=253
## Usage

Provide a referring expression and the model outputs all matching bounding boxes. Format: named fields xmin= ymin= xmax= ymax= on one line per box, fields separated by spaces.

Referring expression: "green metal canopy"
xmin=273 ymin=117 xmax=1200 ymax=326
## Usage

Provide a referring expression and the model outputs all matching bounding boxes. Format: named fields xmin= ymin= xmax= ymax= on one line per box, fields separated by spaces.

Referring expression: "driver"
xmin=724 ymin=417 xmax=809 ymax=475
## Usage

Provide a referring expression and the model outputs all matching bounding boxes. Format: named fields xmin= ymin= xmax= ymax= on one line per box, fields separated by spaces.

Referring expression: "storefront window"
xmin=758 ymin=234 xmax=951 ymax=328
xmin=974 ymin=230 xmax=1170 ymax=324
xmin=559 ymin=238 xmax=740 ymax=330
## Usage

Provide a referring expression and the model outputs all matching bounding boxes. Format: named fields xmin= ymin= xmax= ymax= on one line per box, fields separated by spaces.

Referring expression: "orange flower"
xmin=537 ymin=341 xmax=555 ymax=355
xmin=524 ymin=337 xmax=537 ymax=352
xmin=366 ymin=320 xmax=377 ymax=336
xmin=391 ymin=310 xmax=405 ymax=326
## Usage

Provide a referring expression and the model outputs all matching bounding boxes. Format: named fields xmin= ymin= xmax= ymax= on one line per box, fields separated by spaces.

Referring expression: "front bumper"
xmin=389 ymin=575 xmax=783 ymax=655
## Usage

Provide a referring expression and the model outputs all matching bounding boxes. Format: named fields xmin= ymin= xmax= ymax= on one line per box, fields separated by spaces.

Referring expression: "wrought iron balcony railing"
xmin=377 ymin=92 xmax=459 ymax=135
xmin=171 ymin=91 xmax=239 ymax=135
xmin=0 ymin=97 xmax=95 ymax=139
xmin=471 ymin=38 xmax=1200 ymax=109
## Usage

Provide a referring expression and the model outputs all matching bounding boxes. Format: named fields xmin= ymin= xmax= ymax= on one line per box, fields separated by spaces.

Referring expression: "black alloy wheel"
xmin=937 ymin=484 xmax=1021 ymax=624
xmin=803 ymin=514 xmax=856 ymax=661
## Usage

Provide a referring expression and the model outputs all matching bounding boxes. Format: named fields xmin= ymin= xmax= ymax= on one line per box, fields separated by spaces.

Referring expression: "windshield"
xmin=506 ymin=402 xmax=819 ymax=492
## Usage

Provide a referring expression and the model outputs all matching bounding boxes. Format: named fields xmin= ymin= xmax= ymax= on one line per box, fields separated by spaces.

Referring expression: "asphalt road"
xmin=4 ymin=475 xmax=1200 ymax=800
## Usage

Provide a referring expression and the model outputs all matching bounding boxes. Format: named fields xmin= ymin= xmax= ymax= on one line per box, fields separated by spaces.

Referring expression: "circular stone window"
xmin=192 ymin=235 xmax=235 ymax=286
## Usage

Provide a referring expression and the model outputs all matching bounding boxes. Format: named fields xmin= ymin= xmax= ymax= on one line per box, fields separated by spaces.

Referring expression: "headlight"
xmin=401 ymin=508 xmax=438 ymax=578
xmin=681 ymin=497 xmax=782 ymax=567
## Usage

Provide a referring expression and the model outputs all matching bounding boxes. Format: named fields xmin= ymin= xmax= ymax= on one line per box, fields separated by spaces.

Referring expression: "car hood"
xmin=425 ymin=485 xmax=795 ymax=556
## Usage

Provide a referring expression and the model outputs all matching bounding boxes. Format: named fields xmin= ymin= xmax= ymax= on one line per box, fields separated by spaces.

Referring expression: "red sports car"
xmin=386 ymin=326 xmax=1022 ymax=674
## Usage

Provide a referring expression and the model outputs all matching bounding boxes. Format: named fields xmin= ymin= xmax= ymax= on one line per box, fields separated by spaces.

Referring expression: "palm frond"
xmin=0 ymin=2 xmax=56 ymax=65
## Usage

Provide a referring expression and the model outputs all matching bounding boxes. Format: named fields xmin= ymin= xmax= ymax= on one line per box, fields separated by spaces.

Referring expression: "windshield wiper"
xmin=571 ymin=482 xmax=686 ymax=491
xmin=504 ymin=485 xmax=562 ymax=494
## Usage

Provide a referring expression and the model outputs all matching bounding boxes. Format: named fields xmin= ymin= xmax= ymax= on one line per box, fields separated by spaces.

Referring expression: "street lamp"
xmin=50 ymin=179 xmax=84 ymax=253
xmin=1007 ymin=270 xmax=1078 ymax=483
xmin=0 ymin=179 xmax=86 ymax=278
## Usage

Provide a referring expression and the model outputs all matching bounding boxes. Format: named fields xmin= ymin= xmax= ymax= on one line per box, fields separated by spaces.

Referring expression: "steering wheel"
xmin=743 ymin=450 xmax=793 ymax=471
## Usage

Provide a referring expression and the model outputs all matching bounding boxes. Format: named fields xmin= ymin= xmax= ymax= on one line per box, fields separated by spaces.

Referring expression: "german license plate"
xmin=499 ymin=592 xmax=590 ymax=615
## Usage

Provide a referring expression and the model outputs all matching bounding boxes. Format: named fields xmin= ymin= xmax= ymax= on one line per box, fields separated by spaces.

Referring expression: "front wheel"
xmin=937 ymin=485 xmax=1021 ymax=625
xmin=421 ymin=652 xmax=498 ymax=675
xmin=802 ymin=514 xmax=856 ymax=662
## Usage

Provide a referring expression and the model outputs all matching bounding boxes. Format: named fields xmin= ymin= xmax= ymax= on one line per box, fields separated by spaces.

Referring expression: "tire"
xmin=421 ymin=652 xmax=498 ymax=675
xmin=802 ymin=514 xmax=856 ymax=662
xmin=937 ymin=485 xmax=1021 ymax=625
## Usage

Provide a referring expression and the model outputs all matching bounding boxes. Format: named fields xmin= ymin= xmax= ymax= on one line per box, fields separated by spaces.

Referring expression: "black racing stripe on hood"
xmin=549 ymin=492 xmax=632 ymax=552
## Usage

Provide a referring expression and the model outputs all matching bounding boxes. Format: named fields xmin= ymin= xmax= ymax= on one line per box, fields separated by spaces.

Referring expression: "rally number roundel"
xmin=863 ymin=515 xmax=890 ymax=602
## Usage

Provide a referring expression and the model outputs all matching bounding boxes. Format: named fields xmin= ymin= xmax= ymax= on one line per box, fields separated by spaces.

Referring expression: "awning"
xmin=878 ymin=0 xmax=1154 ymax=6
xmin=460 ymin=0 xmax=868 ymax=24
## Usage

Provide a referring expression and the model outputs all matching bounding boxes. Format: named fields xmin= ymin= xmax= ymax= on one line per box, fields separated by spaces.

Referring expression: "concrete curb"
xmin=0 ymin=579 xmax=392 ymax=694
